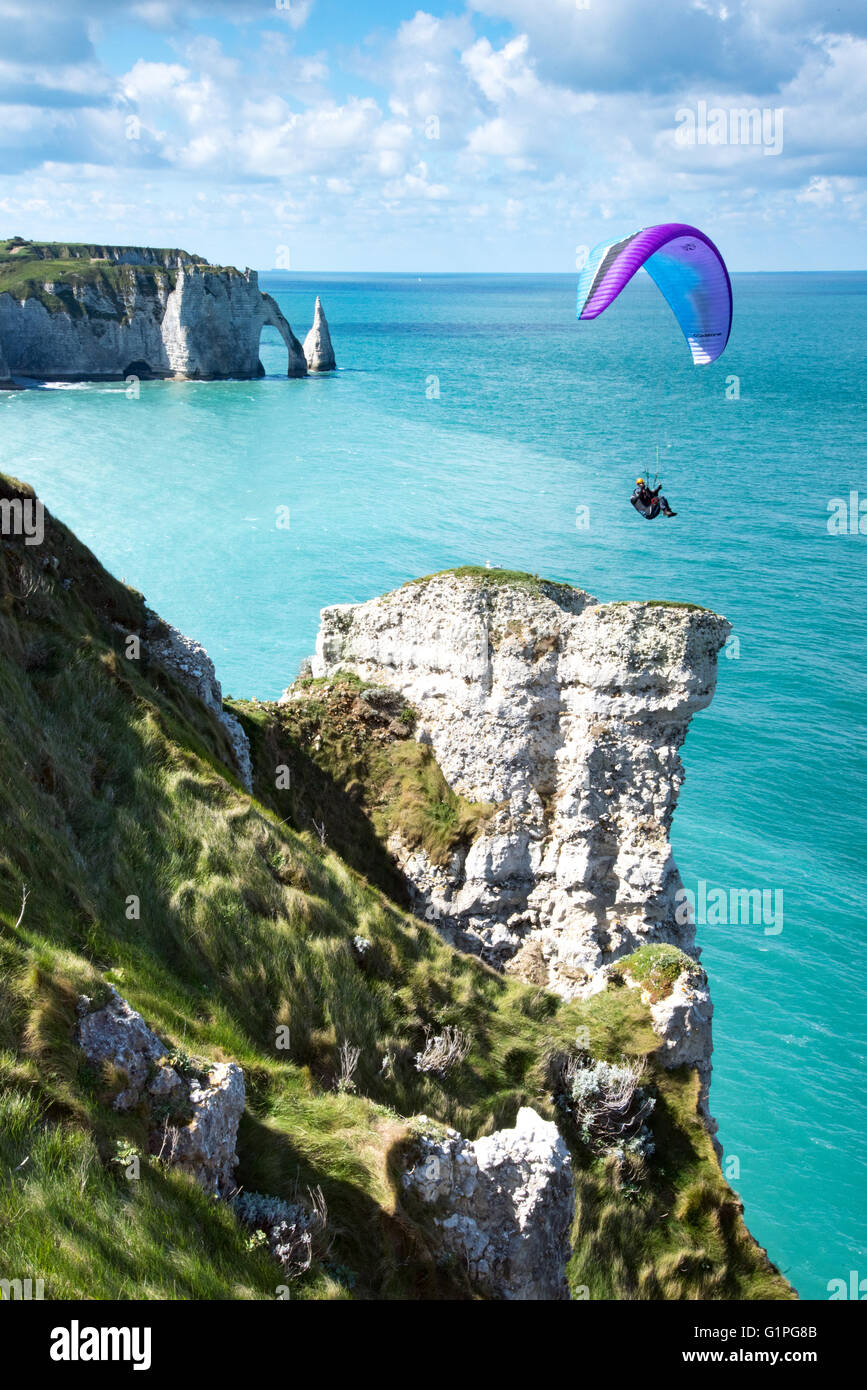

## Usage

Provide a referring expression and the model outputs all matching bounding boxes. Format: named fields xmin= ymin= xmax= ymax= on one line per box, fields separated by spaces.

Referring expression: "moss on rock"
xmin=618 ymin=944 xmax=703 ymax=1003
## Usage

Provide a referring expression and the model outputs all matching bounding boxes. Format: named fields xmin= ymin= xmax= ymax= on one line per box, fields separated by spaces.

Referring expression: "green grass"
xmin=0 ymin=259 xmax=176 ymax=319
xmin=0 ymin=472 xmax=792 ymax=1301
xmin=0 ymin=240 xmax=236 ymax=317
xmin=375 ymin=739 xmax=494 ymax=866
xmin=231 ymin=675 xmax=495 ymax=881
xmin=0 ymin=239 xmax=206 ymax=265
xmin=402 ymin=565 xmax=582 ymax=598
xmin=616 ymin=944 xmax=702 ymax=1003
xmin=568 ymin=1067 xmax=793 ymax=1300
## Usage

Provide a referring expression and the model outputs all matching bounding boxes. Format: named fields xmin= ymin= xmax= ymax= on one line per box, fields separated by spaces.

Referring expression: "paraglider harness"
xmin=631 ymin=474 xmax=662 ymax=519
xmin=631 ymin=473 xmax=676 ymax=520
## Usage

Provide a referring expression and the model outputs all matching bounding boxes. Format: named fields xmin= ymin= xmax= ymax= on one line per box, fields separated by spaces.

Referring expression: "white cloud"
xmin=468 ymin=0 xmax=817 ymax=91
xmin=0 ymin=1 xmax=863 ymax=268
xmin=123 ymin=60 xmax=190 ymax=102
xmin=796 ymin=176 xmax=835 ymax=205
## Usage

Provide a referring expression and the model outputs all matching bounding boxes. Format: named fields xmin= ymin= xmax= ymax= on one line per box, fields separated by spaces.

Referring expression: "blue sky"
xmin=0 ymin=0 xmax=864 ymax=271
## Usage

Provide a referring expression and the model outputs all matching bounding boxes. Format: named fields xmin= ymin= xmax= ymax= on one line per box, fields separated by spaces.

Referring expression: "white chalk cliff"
xmin=303 ymin=295 xmax=337 ymax=372
xmin=308 ymin=571 xmax=730 ymax=1123
xmin=0 ymin=245 xmax=309 ymax=382
xmin=403 ymin=1107 xmax=573 ymax=1300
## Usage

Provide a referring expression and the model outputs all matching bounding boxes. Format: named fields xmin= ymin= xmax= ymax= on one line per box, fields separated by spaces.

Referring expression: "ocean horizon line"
xmin=259 ymin=267 xmax=867 ymax=276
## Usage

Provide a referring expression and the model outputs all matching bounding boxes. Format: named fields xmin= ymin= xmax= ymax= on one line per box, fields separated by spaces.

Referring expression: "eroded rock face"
xmin=310 ymin=575 xmax=729 ymax=986
xmin=647 ymin=968 xmax=715 ymax=1073
xmin=158 ymin=268 xmax=307 ymax=379
xmin=75 ymin=990 xmax=166 ymax=1111
xmin=621 ymin=961 xmax=717 ymax=1139
xmin=146 ymin=617 xmax=253 ymax=791
xmin=75 ymin=989 xmax=244 ymax=1197
xmin=0 ymin=251 xmax=307 ymax=382
xmin=307 ymin=572 xmax=730 ymax=1115
xmin=170 ymin=1063 xmax=246 ymax=1197
xmin=403 ymin=1107 xmax=573 ymax=1300
xmin=303 ymin=296 xmax=336 ymax=372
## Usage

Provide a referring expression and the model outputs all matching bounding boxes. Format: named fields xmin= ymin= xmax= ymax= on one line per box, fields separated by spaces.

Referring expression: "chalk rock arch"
xmin=259 ymin=292 xmax=307 ymax=377
xmin=159 ymin=267 xmax=307 ymax=379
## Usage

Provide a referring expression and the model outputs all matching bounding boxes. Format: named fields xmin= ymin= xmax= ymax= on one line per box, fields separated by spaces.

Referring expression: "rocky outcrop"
xmin=303 ymin=296 xmax=336 ymax=372
xmin=309 ymin=574 xmax=729 ymax=986
xmin=169 ymin=1064 xmax=246 ymax=1196
xmin=76 ymin=989 xmax=167 ymax=1111
xmin=154 ymin=265 xmax=307 ymax=379
xmin=75 ymin=989 xmax=244 ymax=1197
xmin=146 ymin=616 xmax=253 ymax=791
xmin=647 ymin=968 xmax=714 ymax=1072
xmin=620 ymin=954 xmax=717 ymax=1138
xmin=403 ymin=1107 xmax=573 ymax=1300
xmin=306 ymin=571 xmax=730 ymax=1115
xmin=0 ymin=244 xmax=308 ymax=383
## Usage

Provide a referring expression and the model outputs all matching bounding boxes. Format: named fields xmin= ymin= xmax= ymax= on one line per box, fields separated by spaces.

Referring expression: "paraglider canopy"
xmin=577 ymin=223 xmax=732 ymax=364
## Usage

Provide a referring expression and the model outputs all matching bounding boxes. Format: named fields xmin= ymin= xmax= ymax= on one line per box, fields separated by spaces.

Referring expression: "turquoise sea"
xmin=2 ymin=270 xmax=865 ymax=1299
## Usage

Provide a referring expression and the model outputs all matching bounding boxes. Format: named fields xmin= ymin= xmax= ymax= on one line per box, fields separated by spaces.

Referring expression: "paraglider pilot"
xmin=631 ymin=477 xmax=677 ymax=520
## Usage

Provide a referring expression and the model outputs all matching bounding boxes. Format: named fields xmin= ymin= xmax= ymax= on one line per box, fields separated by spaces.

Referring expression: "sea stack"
xmin=303 ymin=296 xmax=336 ymax=372
xmin=305 ymin=570 xmax=731 ymax=1128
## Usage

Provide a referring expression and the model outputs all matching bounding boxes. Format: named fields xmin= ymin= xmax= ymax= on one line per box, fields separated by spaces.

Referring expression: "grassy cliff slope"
xmin=0 ymin=239 xmax=236 ymax=318
xmin=0 ymin=474 xmax=793 ymax=1300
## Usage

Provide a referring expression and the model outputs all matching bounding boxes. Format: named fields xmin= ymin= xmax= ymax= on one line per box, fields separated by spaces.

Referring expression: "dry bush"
xmin=336 ymin=1039 xmax=361 ymax=1093
xmin=553 ymin=1052 xmax=654 ymax=1155
xmin=414 ymin=1024 xmax=471 ymax=1076
xmin=235 ymin=1186 xmax=328 ymax=1279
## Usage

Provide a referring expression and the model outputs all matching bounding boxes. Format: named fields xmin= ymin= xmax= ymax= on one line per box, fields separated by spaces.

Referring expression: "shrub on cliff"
xmin=552 ymin=1053 xmax=655 ymax=1159
xmin=618 ymin=944 xmax=702 ymax=1003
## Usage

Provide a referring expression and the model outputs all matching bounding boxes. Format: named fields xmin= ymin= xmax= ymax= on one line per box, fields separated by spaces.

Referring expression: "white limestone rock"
xmin=303 ymin=296 xmax=336 ymax=372
xmin=0 ymin=249 xmax=307 ymax=382
xmin=303 ymin=571 xmax=730 ymax=1120
xmin=170 ymin=1062 xmax=246 ymax=1197
xmin=75 ymin=989 xmax=245 ymax=1197
xmin=75 ymin=989 xmax=166 ymax=1110
xmin=645 ymin=966 xmax=717 ymax=1140
xmin=148 ymin=1065 xmax=185 ymax=1100
xmin=146 ymin=616 xmax=253 ymax=791
xmin=308 ymin=574 xmax=728 ymax=988
xmin=159 ymin=267 xmax=306 ymax=379
xmin=648 ymin=968 xmax=715 ymax=1072
xmin=403 ymin=1107 xmax=573 ymax=1300
xmin=0 ymin=335 xmax=13 ymax=386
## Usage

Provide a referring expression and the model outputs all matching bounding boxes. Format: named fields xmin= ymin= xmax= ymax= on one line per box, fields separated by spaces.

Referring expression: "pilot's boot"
xmin=660 ymin=497 xmax=677 ymax=517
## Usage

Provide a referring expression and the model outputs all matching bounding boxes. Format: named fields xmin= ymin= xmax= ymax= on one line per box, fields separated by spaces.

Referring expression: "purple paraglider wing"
xmin=576 ymin=222 xmax=732 ymax=364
